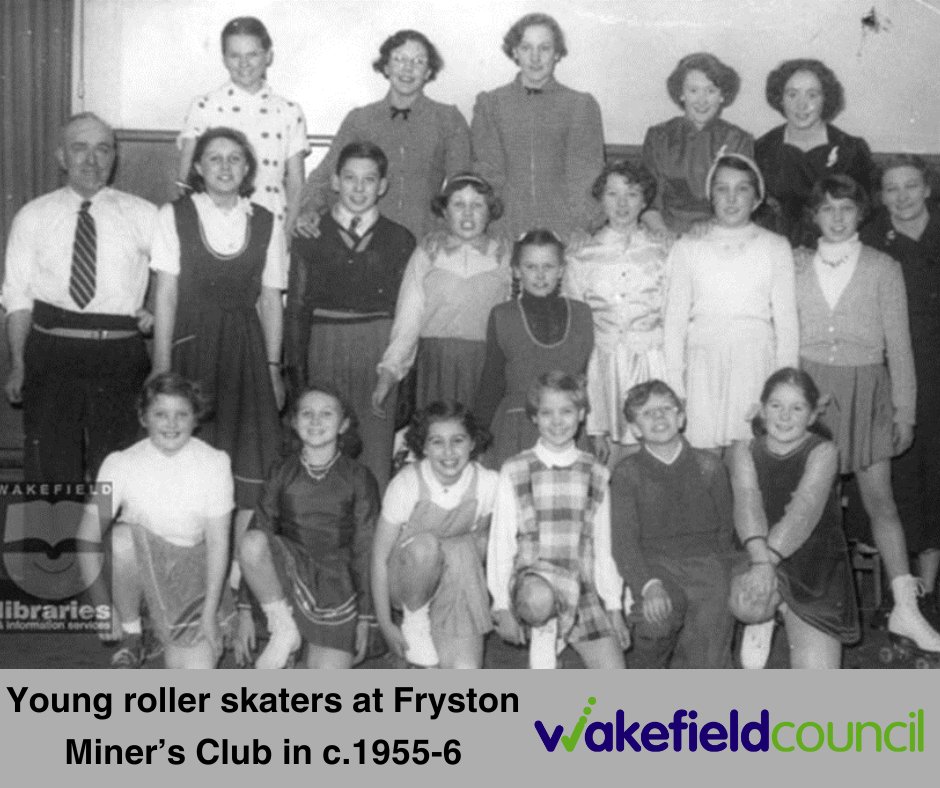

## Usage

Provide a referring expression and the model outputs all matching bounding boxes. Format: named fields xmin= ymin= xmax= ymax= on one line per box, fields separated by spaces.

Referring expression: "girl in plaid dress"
xmin=487 ymin=371 xmax=630 ymax=668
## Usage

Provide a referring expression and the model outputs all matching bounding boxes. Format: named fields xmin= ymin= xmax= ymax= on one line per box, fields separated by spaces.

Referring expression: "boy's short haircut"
xmin=622 ymin=379 xmax=683 ymax=423
xmin=525 ymin=370 xmax=589 ymax=419
xmin=336 ymin=141 xmax=389 ymax=179
xmin=221 ymin=16 xmax=272 ymax=52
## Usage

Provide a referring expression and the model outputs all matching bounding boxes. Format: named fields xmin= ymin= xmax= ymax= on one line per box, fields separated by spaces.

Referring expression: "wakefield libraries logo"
xmin=0 ymin=482 xmax=112 ymax=633
xmin=534 ymin=697 xmax=926 ymax=754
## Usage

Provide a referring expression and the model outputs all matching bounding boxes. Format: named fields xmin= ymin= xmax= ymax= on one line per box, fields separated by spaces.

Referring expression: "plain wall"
xmin=73 ymin=0 xmax=938 ymax=153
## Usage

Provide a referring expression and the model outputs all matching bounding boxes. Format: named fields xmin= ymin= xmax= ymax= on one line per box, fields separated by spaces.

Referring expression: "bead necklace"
xmin=300 ymin=449 xmax=341 ymax=481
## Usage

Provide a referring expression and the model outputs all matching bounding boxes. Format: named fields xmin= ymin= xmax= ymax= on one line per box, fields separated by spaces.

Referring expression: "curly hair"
xmin=372 ymin=29 xmax=443 ymax=83
xmin=404 ymin=401 xmax=491 ymax=460
xmin=187 ymin=127 xmax=257 ymax=198
xmin=590 ymin=159 xmax=657 ymax=208
xmin=138 ymin=372 xmax=211 ymax=423
xmin=808 ymin=173 xmax=870 ymax=222
xmin=764 ymin=58 xmax=844 ymax=122
xmin=431 ymin=172 xmax=503 ymax=222
xmin=877 ymin=154 xmax=934 ymax=191
xmin=666 ymin=52 xmax=741 ymax=108
xmin=502 ymin=13 xmax=567 ymax=61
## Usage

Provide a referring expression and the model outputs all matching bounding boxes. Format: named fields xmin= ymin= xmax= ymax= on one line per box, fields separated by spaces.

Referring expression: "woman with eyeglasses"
xmin=295 ymin=30 xmax=470 ymax=239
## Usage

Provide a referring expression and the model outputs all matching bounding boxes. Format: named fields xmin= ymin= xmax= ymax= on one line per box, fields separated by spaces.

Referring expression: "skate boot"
xmin=255 ymin=599 xmax=301 ymax=669
xmin=880 ymin=575 xmax=940 ymax=668
xmin=400 ymin=603 xmax=439 ymax=668
xmin=528 ymin=618 xmax=558 ymax=669
xmin=740 ymin=619 xmax=775 ymax=670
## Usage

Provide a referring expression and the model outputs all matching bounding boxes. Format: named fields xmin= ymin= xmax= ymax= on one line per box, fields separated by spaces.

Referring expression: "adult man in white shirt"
xmin=2 ymin=113 xmax=157 ymax=482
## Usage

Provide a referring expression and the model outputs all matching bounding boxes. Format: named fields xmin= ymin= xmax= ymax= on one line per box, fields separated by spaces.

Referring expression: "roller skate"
xmin=878 ymin=575 xmax=940 ymax=669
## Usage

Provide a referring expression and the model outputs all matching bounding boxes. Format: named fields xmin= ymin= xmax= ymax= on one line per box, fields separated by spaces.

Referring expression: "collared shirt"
xmin=2 ymin=186 xmax=156 ymax=315
xmin=332 ymin=204 xmax=379 ymax=237
xmin=487 ymin=439 xmax=622 ymax=612
xmin=149 ymin=193 xmax=287 ymax=290
xmin=179 ymin=81 xmax=309 ymax=224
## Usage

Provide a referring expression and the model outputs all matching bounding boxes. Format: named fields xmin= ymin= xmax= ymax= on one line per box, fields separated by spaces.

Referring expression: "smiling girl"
xmin=475 ymin=229 xmax=594 ymax=468
xmin=371 ymin=401 xmax=497 ymax=668
xmin=564 ymin=161 xmax=670 ymax=462
xmin=664 ymin=153 xmax=798 ymax=451
xmin=795 ymin=174 xmax=940 ymax=657
xmin=487 ymin=371 xmax=629 ymax=669
xmin=80 ymin=373 xmax=234 ymax=669
xmin=730 ymin=368 xmax=858 ymax=669
xmin=235 ymin=383 xmax=380 ymax=669
xmin=642 ymin=52 xmax=754 ymax=235
xmin=373 ymin=173 xmax=510 ymax=415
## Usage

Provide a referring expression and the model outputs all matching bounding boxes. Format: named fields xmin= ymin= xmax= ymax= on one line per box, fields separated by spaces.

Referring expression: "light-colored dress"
xmin=564 ymin=226 xmax=670 ymax=443
xmin=664 ymin=223 xmax=798 ymax=449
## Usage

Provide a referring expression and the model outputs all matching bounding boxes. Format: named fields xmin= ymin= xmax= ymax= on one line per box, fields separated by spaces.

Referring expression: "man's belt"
xmin=32 ymin=324 xmax=138 ymax=341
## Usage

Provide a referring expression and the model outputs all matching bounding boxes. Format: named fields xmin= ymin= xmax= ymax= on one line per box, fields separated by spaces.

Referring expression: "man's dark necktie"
xmin=69 ymin=200 xmax=96 ymax=309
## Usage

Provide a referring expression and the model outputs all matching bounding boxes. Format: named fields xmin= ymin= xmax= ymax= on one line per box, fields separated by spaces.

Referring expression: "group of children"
xmin=71 ymin=13 xmax=940 ymax=671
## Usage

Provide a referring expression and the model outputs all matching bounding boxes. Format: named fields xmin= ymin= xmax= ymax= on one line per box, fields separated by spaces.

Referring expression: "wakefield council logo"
xmin=0 ymin=482 xmax=112 ymax=633
xmin=534 ymin=697 xmax=926 ymax=754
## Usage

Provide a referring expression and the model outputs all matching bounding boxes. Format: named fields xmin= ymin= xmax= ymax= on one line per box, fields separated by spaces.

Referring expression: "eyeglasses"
xmin=390 ymin=54 xmax=428 ymax=70
xmin=636 ymin=404 xmax=679 ymax=420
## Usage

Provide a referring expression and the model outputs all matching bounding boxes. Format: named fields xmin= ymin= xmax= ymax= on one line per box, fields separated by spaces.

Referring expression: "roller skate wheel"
xmin=878 ymin=645 xmax=894 ymax=664
xmin=914 ymin=656 xmax=931 ymax=669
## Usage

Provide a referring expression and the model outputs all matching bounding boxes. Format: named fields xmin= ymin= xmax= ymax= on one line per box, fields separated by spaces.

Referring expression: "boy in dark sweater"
xmin=286 ymin=141 xmax=415 ymax=491
xmin=609 ymin=380 xmax=734 ymax=668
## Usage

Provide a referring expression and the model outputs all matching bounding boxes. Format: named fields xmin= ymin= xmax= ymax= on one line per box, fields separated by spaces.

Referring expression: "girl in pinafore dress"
xmin=475 ymin=229 xmax=594 ymax=469
xmin=373 ymin=173 xmax=511 ymax=415
xmin=152 ymin=127 xmax=286 ymax=542
xmin=795 ymin=174 xmax=940 ymax=657
xmin=730 ymin=368 xmax=859 ymax=669
xmin=564 ymin=160 xmax=670 ymax=464
xmin=487 ymin=372 xmax=630 ymax=669
xmin=664 ymin=153 xmax=798 ymax=451
xmin=372 ymin=401 xmax=497 ymax=668
xmin=236 ymin=383 xmax=380 ymax=669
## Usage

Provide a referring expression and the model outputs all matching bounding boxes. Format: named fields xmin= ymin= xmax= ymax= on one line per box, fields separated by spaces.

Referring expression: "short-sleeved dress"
xmin=749 ymin=434 xmax=859 ymax=643
xmin=179 ymin=81 xmax=309 ymax=226
xmin=476 ymin=293 xmax=594 ymax=468
xmin=755 ymin=124 xmax=876 ymax=248
xmin=161 ymin=196 xmax=283 ymax=508
xmin=564 ymin=226 xmax=670 ymax=443
xmin=98 ymin=437 xmax=235 ymax=647
xmin=382 ymin=460 xmax=497 ymax=641
xmin=250 ymin=452 xmax=380 ymax=653
xmin=641 ymin=115 xmax=754 ymax=234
